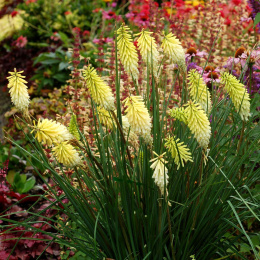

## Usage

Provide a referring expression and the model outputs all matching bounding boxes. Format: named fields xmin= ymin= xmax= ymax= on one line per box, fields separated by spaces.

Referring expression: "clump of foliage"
xmin=2 ymin=21 xmax=259 ymax=260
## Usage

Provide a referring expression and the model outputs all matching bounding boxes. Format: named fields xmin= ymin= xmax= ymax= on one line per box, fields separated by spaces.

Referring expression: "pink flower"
xmin=185 ymin=47 xmax=208 ymax=62
xmin=240 ymin=17 xmax=252 ymax=22
xmin=102 ymin=10 xmax=117 ymax=20
xmin=93 ymin=38 xmax=100 ymax=44
xmin=14 ymin=36 xmax=27 ymax=48
xmin=105 ymin=37 xmax=113 ymax=43
xmin=224 ymin=57 xmax=241 ymax=70
xmin=50 ymin=32 xmax=59 ymax=41
xmin=111 ymin=2 xmax=117 ymax=7
xmin=224 ymin=49 xmax=260 ymax=70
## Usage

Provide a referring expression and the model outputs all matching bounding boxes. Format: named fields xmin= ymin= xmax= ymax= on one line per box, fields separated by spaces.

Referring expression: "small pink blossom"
xmin=111 ymin=2 xmax=117 ymax=7
xmin=102 ymin=10 xmax=117 ymax=20
xmin=186 ymin=50 xmax=208 ymax=62
xmin=50 ymin=32 xmax=59 ymax=41
xmin=93 ymin=38 xmax=100 ymax=44
xmin=14 ymin=36 xmax=27 ymax=48
xmin=224 ymin=57 xmax=241 ymax=70
xmin=240 ymin=17 xmax=252 ymax=22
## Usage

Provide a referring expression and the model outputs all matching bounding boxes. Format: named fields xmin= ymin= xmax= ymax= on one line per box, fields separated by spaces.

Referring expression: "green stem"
xmin=249 ymin=64 xmax=253 ymax=96
xmin=111 ymin=110 xmax=134 ymax=170
xmin=167 ymin=205 xmax=176 ymax=260
xmin=236 ymin=121 xmax=245 ymax=155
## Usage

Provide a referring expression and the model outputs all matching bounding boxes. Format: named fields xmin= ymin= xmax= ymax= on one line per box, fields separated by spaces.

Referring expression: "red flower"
xmin=72 ymin=27 xmax=81 ymax=34
xmin=83 ymin=30 xmax=90 ymax=37
xmin=93 ymin=8 xmax=103 ymax=13
xmin=64 ymin=11 xmax=72 ymax=15
xmin=11 ymin=11 xmax=18 ymax=17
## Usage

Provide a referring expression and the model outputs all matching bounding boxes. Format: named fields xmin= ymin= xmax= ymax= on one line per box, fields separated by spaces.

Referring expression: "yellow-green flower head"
xmin=32 ymin=118 xmax=72 ymax=146
xmin=83 ymin=65 xmax=115 ymax=110
xmin=97 ymin=107 xmax=115 ymax=130
xmin=161 ymin=32 xmax=186 ymax=74
xmin=150 ymin=152 xmax=169 ymax=194
xmin=52 ymin=141 xmax=81 ymax=167
xmin=135 ymin=30 xmax=159 ymax=77
xmin=187 ymin=69 xmax=211 ymax=113
xmin=170 ymin=107 xmax=188 ymax=124
xmin=117 ymin=24 xmax=139 ymax=81
xmin=69 ymin=114 xmax=80 ymax=141
xmin=123 ymin=96 xmax=152 ymax=141
xmin=7 ymin=69 xmax=30 ymax=112
xmin=165 ymin=136 xmax=193 ymax=169
xmin=220 ymin=72 xmax=251 ymax=121
xmin=184 ymin=101 xmax=211 ymax=149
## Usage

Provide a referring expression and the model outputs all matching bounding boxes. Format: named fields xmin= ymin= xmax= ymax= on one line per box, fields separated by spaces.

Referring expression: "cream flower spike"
xmin=121 ymin=115 xmax=138 ymax=143
xmin=123 ymin=96 xmax=152 ymax=143
xmin=83 ymin=65 xmax=115 ymax=110
xmin=187 ymin=69 xmax=212 ymax=113
xmin=52 ymin=141 xmax=81 ymax=167
xmin=165 ymin=136 xmax=193 ymax=169
xmin=184 ymin=101 xmax=211 ymax=149
xmin=117 ymin=24 xmax=139 ymax=82
xmin=135 ymin=29 xmax=160 ymax=77
xmin=32 ymin=118 xmax=72 ymax=146
xmin=7 ymin=69 xmax=30 ymax=112
xmin=161 ymin=32 xmax=186 ymax=75
xmin=150 ymin=152 xmax=169 ymax=194
xmin=220 ymin=72 xmax=251 ymax=121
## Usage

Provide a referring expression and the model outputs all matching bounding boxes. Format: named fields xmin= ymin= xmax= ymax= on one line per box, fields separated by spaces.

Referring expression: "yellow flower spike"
xmin=123 ymin=96 xmax=152 ymax=143
xmin=187 ymin=69 xmax=211 ymax=113
xmin=165 ymin=136 xmax=193 ymax=169
xmin=170 ymin=107 xmax=188 ymax=124
xmin=52 ymin=141 xmax=81 ymax=167
xmin=97 ymin=107 xmax=115 ymax=130
xmin=220 ymin=72 xmax=251 ymax=121
xmin=150 ymin=152 xmax=169 ymax=194
xmin=161 ymin=32 xmax=186 ymax=75
xmin=69 ymin=114 xmax=80 ymax=141
xmin=83 ymin=65 xmax=115 ymax=110
xmin=184 ymin=100 xmax=211 ymax=149
xmin=32 ymin=118 xmax=72 ymax=146
xmin=7 ymin=69 xmax=30 ymax=112
xmin=117 ymin=24 xmax=139 ymax=82
xmin=135 ymin=30 xmax=160 ymax=77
